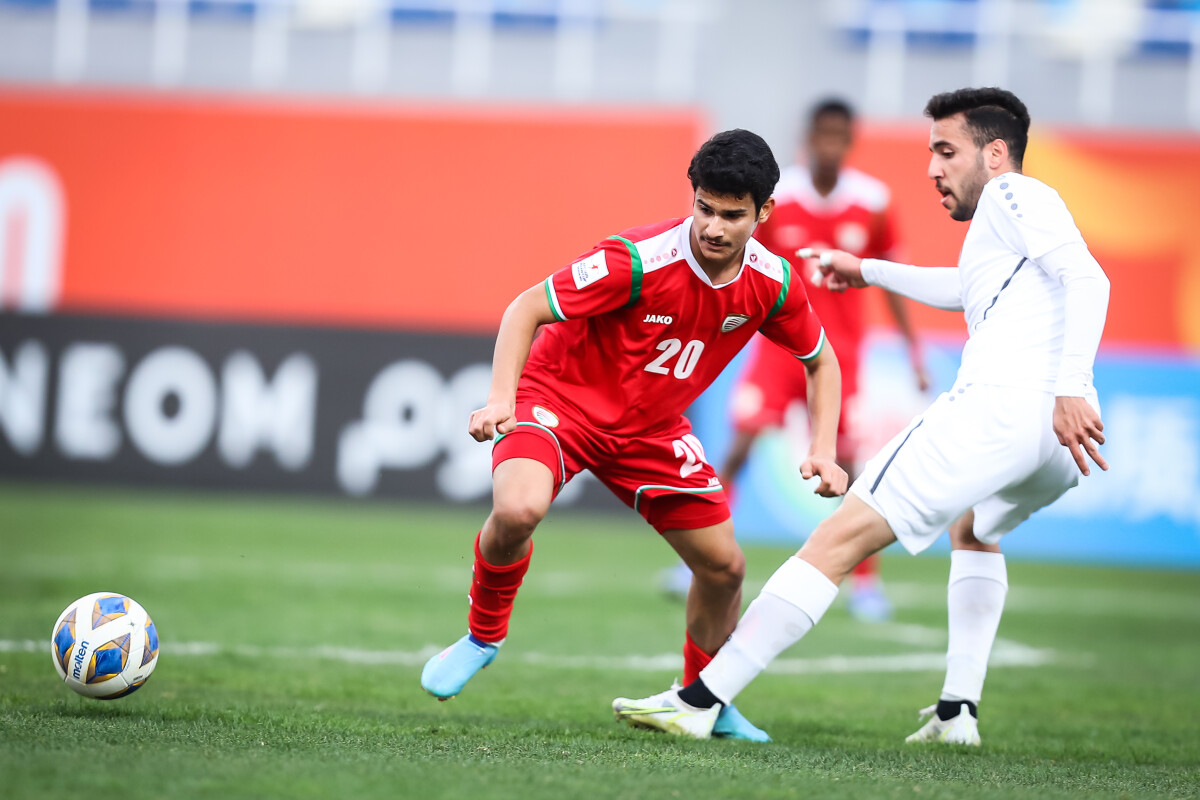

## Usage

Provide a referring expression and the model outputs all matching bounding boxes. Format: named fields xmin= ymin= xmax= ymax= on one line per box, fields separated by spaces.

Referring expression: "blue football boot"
xmin=658 ymin=561 xmax=694 ymax=601
xmin=712 ymin=703 xmax=772 ymax=742
xmin=420 ymin=634 xmax=498 ymax=700
xmin=848 ymin=582 xmax=894 ymax=624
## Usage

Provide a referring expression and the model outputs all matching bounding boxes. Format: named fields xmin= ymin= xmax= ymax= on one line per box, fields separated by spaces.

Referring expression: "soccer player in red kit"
xmin=420 ymin=130 xmax=847 ymax=742
xmin=667 ymin=101 xmax=929 ymax=622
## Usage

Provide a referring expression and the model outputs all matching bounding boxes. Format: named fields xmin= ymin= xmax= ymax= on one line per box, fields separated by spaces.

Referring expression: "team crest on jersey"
xmin=572 ymin=251 xmax=609 ymax=290
xmin=720 ymin=314 xmax=751 ymax=333
xmin=532 ymin=405 xmax=560 ymax=428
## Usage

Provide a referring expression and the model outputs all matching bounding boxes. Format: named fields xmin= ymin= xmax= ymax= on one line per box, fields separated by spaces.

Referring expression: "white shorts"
xmin=850 ymin=382 xmax=1096 ymax=554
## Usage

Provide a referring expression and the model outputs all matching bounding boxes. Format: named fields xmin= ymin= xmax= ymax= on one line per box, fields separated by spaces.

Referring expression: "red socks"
xmin=467 ymin=532 xmax=532 ymax=645
xmin=683 ymin=631 xmax=715 ymax=685
xmin=852 ymin=553 xmax=880 ymax=580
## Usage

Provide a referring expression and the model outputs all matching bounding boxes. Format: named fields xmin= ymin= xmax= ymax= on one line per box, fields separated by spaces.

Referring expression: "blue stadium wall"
xmin=688 ymin=333 xmax=1200 ymax=569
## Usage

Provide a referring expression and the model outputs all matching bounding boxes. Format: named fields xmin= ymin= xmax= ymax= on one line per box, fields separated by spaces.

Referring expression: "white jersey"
xmin=955 ymin=172 xmax=1085 ymax=393
xmin=852 ymin=169 xmax=1109 ymax=550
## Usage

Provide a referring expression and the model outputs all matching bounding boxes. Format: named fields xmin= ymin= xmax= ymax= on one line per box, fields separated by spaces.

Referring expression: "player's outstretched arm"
xmin=468 ymin=286 xmax=560 ymax=443
xmin=800 ymin=247 xmax=964 ymax=311
xmin=882 ymin=290 xmax=932 ymax=392
xmin=800 ymin=343 xmax=848 ymax=497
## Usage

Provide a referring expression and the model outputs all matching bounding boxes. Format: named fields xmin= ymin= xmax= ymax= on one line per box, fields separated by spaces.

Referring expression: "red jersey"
xmin=753 ymin=165 xmax=900 ymax=355
xmin=519 ymin=217 xmax=826 ymax=436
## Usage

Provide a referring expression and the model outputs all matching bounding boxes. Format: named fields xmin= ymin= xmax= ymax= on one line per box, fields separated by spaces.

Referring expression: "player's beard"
xmin=948 ymin=151 xmax=989 ymax=222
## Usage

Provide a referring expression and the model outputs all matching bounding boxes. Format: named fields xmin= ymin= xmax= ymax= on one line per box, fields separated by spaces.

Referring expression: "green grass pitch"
xmin=1 ymin=482 xmax=1198 ymax=799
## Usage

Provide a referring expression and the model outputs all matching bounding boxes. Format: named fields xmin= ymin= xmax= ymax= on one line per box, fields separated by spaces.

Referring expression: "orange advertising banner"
xmin=0 ymin=90 xmax=1195 ymax=350
xmin=0 ymin=90 xmax=700 ymax=333
xmin=849 ymin=124 xmax=1200 ymax=350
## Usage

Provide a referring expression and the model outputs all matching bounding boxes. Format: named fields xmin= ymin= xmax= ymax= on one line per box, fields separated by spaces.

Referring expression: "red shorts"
xmin=491 ymin=398 xmax=730 ymax=533
xmin=731 ymin=338 xmax=859 ymax=456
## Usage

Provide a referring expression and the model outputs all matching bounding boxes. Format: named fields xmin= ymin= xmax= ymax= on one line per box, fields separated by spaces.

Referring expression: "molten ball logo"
xmin=71 ymin=640 xmax=89 ymax=680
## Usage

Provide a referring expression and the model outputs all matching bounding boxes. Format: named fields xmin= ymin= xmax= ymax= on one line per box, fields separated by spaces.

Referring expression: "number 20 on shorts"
xmin=673 ymin=434 xmax=707 ymax=478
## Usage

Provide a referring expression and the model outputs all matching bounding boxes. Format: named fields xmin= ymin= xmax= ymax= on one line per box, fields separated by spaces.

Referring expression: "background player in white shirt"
xmin=613 ymin=87 xmax=1111 ymax=745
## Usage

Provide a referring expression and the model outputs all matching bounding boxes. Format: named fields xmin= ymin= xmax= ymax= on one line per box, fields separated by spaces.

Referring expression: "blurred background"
xmin=0 ymin=0 xmax=1198 ymax=567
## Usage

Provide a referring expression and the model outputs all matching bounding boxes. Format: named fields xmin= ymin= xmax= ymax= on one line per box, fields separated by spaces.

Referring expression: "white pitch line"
xmin=857 ymin=622 xmax=947 ymax=646
xmin=0 ymin=638 xmax=1062 ymax=675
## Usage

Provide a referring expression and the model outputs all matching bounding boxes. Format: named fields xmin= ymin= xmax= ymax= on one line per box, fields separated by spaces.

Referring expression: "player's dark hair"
xmin=688 ymin=129 xmax=780 ymax=213
xmin=924 ymin=87 xmax=1030 ymax=169
xmin=809 ymin=97 xmax=855 ymax=127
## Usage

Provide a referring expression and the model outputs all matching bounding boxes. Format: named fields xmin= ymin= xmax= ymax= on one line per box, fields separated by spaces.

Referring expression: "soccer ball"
xmin=50 ymin=592 xmax=160 ymax=699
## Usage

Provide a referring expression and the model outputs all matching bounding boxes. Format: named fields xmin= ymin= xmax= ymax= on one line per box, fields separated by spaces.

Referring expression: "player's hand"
xmin=797 ymin=247 xmax=867 ymax=292
xmin=913 ymin=364 xmax=932 ymax=393
xmin=800 ymin=456 xmax=848 ymax=497
xmin=909 ymin=346 xmax=932 ymax=393
xmin=468 ymin=401 xmax=517 ymax=443
xmin=1053 ymin=396 xmax=1108 ymax=476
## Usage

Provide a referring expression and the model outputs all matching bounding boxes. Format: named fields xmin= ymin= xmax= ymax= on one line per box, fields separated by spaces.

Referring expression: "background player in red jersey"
xmin=420 ymin=130 xmax=847 ymax=741
xmin=664 ymin=100 xmax=931 ymax=622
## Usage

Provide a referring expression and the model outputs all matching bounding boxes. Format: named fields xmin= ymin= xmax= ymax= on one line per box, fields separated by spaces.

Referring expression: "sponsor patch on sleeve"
xmin=572 ymin=250 xmax=609 ymax=289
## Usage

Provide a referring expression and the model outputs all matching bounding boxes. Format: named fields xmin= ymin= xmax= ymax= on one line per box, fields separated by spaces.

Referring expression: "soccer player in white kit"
xmin=612 ymin=87 xmax=1111 ymax=745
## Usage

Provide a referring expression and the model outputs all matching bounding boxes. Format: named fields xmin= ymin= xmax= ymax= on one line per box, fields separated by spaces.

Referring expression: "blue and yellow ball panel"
xmin=91 ymin=595 xmax=130 ymax=627
xmin=141 ymin=617 xmax=159 ymax=667
xmin=53 ymin=609 xmax=77 ymax=673
xmin=85 ymin=634 xmax=130 ymax=684
xmin=98 ymin=677 xmax=146 ymax=700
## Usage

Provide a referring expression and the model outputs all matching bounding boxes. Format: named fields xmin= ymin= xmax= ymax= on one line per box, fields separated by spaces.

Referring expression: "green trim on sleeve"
xmin=544 ymin=277 xmax=566 ymax=322
xmin=796 ymin=328 xmax=827 ymax=362
xmin=765 ymin=256 xmax=792 ymax=320
xmin=607 ymin=235 xmax=643 ymax=308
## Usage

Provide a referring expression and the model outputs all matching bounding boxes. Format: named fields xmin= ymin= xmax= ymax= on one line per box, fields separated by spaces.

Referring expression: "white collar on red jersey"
xmin=681 ymin=216 xmax=747 ymax=289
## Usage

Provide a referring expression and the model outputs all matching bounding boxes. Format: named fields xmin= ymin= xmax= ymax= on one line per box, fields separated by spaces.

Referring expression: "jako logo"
xmin=72 ymin=640 xmax=90 ymax=679
xmin=643 ymin=314 xmax=673 ymax=324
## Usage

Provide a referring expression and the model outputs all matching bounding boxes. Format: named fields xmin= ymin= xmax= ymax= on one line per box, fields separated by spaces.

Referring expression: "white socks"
xmin=941 ymin=549 xmax=1008 ymax=704
xmin=694 ymin=551 xmax=1007 ymax=707
xmin=700 ymin=556 xmax=839 ymax=704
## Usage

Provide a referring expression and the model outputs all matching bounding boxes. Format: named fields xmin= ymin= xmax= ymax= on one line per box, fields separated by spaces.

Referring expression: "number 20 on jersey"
xmin=644 ymin=338 xmax=704 ymax=379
